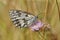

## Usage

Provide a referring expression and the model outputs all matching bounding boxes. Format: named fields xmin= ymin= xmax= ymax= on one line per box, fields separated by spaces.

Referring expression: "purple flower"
xmin=29 ymin=20 xmax=44 ymax=31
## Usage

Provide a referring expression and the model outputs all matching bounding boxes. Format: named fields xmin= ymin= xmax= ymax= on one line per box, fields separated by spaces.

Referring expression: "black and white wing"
xmin=9 ymin=9 xmax=37 ymax=28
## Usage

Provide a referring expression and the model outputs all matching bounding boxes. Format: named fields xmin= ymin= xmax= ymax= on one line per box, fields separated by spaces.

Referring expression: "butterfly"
xmin=9 ymin=9 xmax=38 ymax=28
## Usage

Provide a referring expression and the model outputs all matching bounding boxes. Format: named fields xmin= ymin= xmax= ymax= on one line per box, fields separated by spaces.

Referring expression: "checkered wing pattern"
xmin=9 ymin=9 xmax=37 ymax=28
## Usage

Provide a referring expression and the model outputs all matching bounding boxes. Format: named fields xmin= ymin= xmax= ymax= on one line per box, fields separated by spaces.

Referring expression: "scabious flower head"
xmin=29 ymin=20 xmax=44 ymax=31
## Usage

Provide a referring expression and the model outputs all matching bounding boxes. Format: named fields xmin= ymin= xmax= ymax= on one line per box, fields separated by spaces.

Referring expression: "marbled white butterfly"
xmin=9 ymin=9 xmax=38 ymax=28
